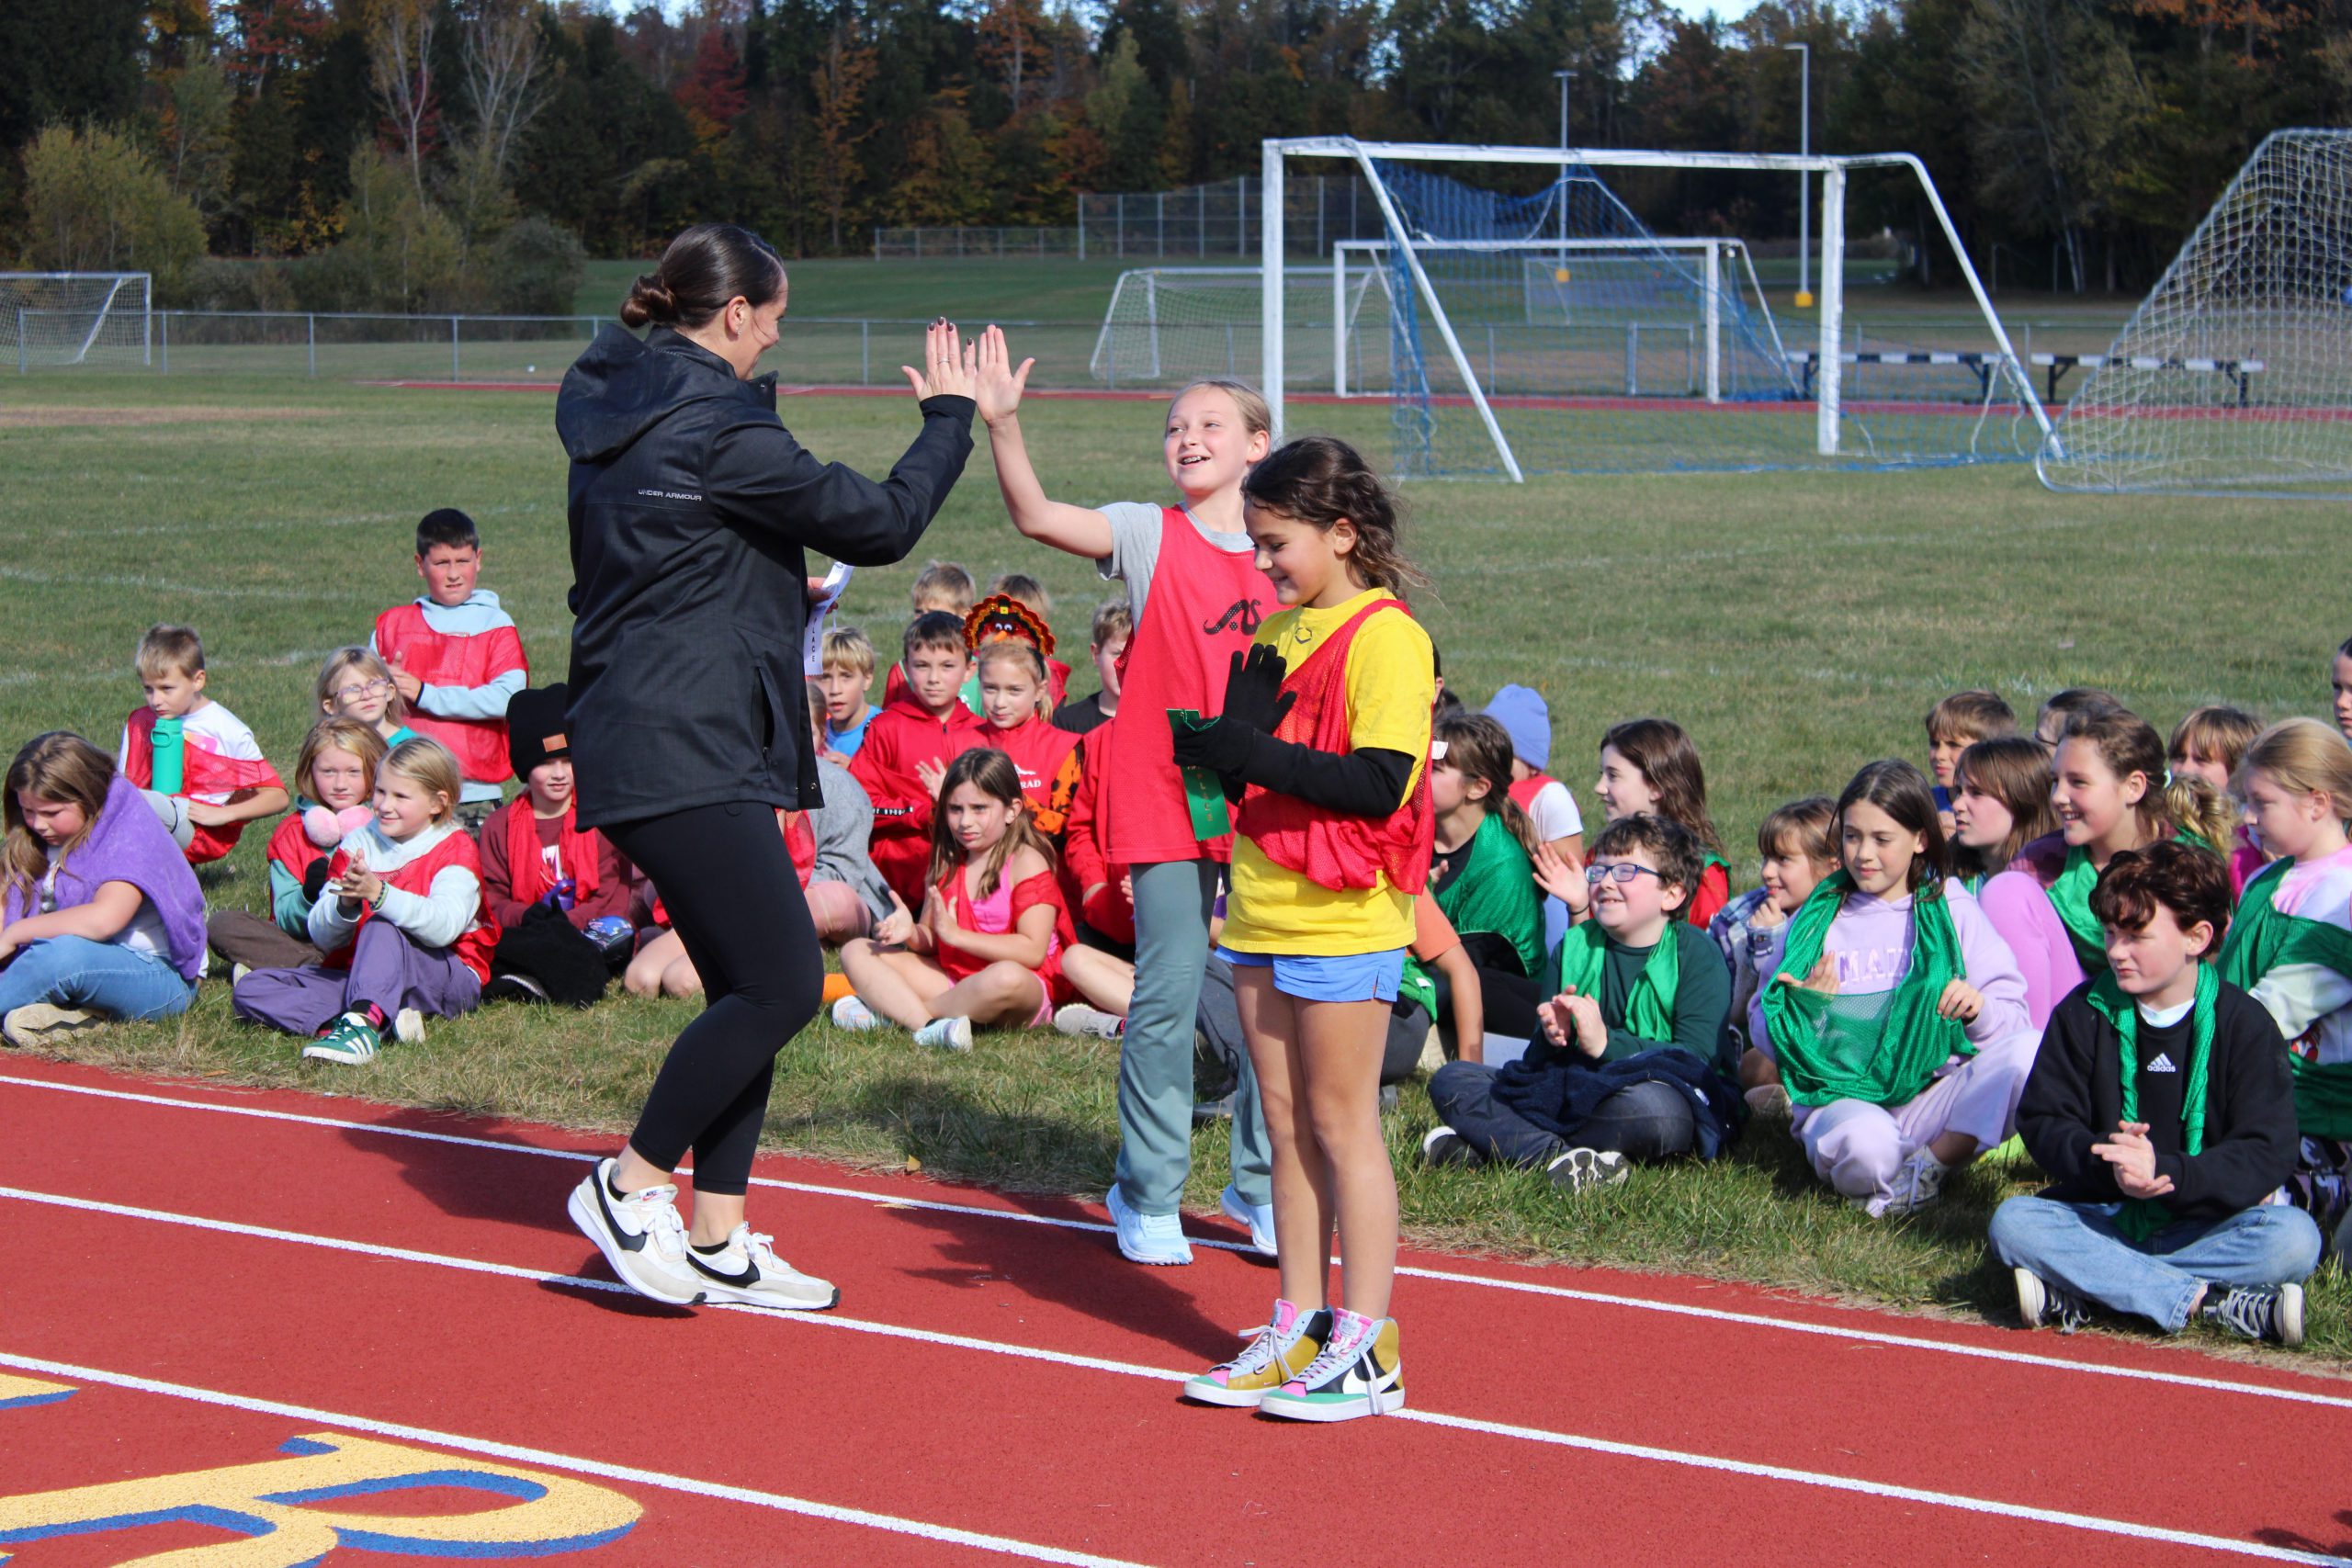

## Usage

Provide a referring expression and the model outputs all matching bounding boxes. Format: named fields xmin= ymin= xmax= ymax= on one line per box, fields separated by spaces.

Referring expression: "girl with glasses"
xmin=315 ymin=648 xmax=418 ymax=749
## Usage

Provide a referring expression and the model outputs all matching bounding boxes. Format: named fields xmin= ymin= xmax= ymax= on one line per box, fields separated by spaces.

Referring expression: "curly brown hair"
xmin=1240 ymin=436 xmax=1428 ymax=601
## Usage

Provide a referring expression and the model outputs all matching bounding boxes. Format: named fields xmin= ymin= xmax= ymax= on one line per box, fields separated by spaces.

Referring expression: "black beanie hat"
xmin=507 ymin=683 xmax=572 ymax=782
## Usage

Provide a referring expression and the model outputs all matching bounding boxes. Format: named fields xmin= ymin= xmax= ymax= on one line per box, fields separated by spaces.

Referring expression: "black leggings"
xmin=607 ymin=802 xmax=824 ymax=1196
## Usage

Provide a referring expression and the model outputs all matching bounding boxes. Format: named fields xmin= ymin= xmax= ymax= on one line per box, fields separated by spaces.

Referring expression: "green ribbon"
xmin=1164 ymin=708 xmax=1232 ymax=840
xmin=1758 ymin=872 xmax=1971 ymax=1109
xmin=1543 ymin=919 xmax=1679 ymax=1045
xmin=2084 ymin=963 xmax=2216 ymax=1243
xmin=2218 ymin=857 xmax=2352 ymax=1138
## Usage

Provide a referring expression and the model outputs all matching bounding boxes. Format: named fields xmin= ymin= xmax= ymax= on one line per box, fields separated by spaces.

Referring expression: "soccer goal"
xmin=1090 ymin=265 xmax=1382 ymax=389
xmin=0 ymin=273 xmax=153 ymax=370
xmin=1259 ymin=139 xmax=2051 ymax=481
xmin=2037 ymin=130 xmax=2352 ymax=499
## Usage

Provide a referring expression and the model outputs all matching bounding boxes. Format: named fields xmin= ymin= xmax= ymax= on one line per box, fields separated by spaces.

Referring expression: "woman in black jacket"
xmin=557 ymin=221 xmax=977 ymax=1311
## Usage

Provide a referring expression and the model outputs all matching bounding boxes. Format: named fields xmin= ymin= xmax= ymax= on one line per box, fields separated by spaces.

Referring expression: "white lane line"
xmin=5 ymin=1183 xmax=2341 ymax=1566
xmin=8 ymin=1072 xmax=2350 ymax=1412
xmin=0 ymin=1346 xmax=1148 ymax=1568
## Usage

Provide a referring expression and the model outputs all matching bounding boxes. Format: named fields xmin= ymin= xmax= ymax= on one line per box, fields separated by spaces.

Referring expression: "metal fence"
xmin=876 ymin=175 xmax=1384 ymax=261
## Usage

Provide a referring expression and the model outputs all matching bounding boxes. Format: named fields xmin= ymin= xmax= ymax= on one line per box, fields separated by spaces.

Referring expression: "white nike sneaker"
xmin=565 ymin=1157 xmax=704 ymax=1305
xmin=685 ymin=1224 xmax=839 ymax=1312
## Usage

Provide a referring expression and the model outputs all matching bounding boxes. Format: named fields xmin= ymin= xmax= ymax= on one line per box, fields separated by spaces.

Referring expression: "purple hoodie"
xmin=1747 ymin=878 xmax=2032 ymax=1057
xmin=5 ymin=774 xmax=208 ymax=981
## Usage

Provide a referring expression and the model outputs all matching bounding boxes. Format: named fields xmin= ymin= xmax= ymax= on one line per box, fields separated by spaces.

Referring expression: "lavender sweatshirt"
xmin=1747 ymin=878 xmax=2032 ymax=1058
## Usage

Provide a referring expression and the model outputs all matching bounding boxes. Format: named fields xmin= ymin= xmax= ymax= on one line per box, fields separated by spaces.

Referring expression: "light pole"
xmin=1554 ymin=68 xmax=1576 ymax=253
xmin=1785 ymin=41 xmax=1812 ymax=310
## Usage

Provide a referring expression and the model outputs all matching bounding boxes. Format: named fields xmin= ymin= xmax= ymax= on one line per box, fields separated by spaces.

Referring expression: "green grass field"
xmin=6 ymin=310 xmax=2350 ymax=1362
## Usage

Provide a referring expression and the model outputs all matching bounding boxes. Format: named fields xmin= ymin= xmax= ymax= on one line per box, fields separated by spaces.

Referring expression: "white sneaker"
xmin=831 ymin=995 xmax=882 ymax=1032
xmin=685 ymin=1224 xmax=839 ymax=1311
xmin=1219 ymin=1183 xmax=1276 ymax=1257
xmin=1546 ymin=1146 xmax=1630 ymax=1193
xmin=1053 ymin=1003 xmax=1125 ymax=1039
xmin=565 ymin=1156 xmax=704 ymax=1305
xmin=913 ymin=1015 xmax=974 ymax=1052
xmin=231 ymin=963 xmax=253 ymax=987
xmin=1105 ymin=1180 xmax=1192 ymax=1265
xmin=393 ymin=1008 xmax=424 ymax=1044
xmin=1868 ymin=1146 xmax=1951 ymax=1217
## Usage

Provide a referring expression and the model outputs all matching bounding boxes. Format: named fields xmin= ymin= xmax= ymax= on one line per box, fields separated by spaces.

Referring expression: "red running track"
xmin=2 ymin=1056 xmax=2348 ymax=1567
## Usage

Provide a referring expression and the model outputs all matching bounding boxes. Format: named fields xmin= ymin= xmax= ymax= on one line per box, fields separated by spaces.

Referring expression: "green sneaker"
xmin=303 ymin=1012 xmax=381 ymax=1066
xmin=1183 ymin=1301 xmax=1330 ymax=1408
xmin=1258 ymin=1312 xmax=1405 ymax=1422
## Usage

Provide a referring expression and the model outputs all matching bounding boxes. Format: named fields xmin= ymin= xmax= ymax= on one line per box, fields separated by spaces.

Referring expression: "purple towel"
xmin=4 ymin=773 xmax=208 ymax=981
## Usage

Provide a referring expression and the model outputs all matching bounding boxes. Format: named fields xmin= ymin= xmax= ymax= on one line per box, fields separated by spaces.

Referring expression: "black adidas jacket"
xmin=557 ymin=325 xmax=973 ymax=828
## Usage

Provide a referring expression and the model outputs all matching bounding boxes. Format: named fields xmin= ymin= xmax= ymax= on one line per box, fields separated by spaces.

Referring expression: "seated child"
xmin=0 ymin=732 xmax=207 ymax=1045
xmin=1484 ymin=683 xmax=1585 ymax=949
xmin=1052 ymin=597 xmax=1131 ymax=736
xmin=850 ymin=611 xmax=988 ymax=908
xmin=1993 ymin=841 xmax=2318 ymax=1346
xmin=2218 ymin=717 xmax=2352 ymax=1251
xmin=1951 ymin=736 xmax=2078 ymax=1030
xmin=2033 ymin=686 xmax=2124 ymax=750
xmin=119 ymin=624 xmax=290 ymax=864
xmin=1418 ymin=711 xmax=1547 ymax=1051
xmin=1751 ymin=760 xmax=2036 ymax=1217
xmin=2334 ymin=635 xmax=2352 ymax=744
xmin=232 ymin=738 xmax=500 ymax=1064
xmin=316 ymin=646 xmax=420 ymax=749
xmin=1926 ymin=689 xmax=2016 ymax=833
xmin=1712 ymin=795 xmax=1837 ymax=1109
xmin=1590 ymin=716 xmax=1729 ymax=928
xmin=971 ymin=629 xmax=1079 ymax=827
xmin=987 ymin=572 xmax=1072 ymax=705
xmin=477 ymin=685 xmax=636 ymax=1006
xmin=2167 ymin=705 xmax=2266 ymax=894
xmin=371 ymin=508 xmax=528 ymax=828
xmin=832 ymin=748 xmax=1076 ymax=1052
xmin=817 ymin=626 xmax=878 ymax=761
xmin=1424 ymin=815 xmax=1739 ymax=1190
xmin=882 ymin=559 xmax=977 ymax=707
xmin=209 ymin=717 xmax=388 ymax=976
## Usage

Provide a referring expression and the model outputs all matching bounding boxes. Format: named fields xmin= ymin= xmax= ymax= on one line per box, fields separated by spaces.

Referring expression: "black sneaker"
xmin=2012 ymin=1267 xmax=2094 ymax=1333
xmin=1420 ymin=1125 xmax=1478 ymax=1168
xmin=1546 ymin=1146 xmax=1629 ymax=1193
xmin=483 ymin=973 xmax=550 ymax=1005
xmin=2204 ymin=1283 xmax=2304 ymax=1348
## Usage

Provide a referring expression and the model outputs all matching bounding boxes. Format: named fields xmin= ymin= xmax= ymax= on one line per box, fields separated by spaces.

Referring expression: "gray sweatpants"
xmin=1114 ymin=859 xmax=1271 ymax=1215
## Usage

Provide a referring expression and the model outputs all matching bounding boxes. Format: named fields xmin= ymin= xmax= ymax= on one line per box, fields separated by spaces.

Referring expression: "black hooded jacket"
xmin=556 ymin=325 xmax=974 ymax=829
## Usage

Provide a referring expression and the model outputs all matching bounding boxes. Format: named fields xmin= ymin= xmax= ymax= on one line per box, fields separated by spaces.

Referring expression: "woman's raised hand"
xmin=974 ymin=325 xmax=1035 ymax=427
xmin=902 ymin=319 xmax=978 ymax=402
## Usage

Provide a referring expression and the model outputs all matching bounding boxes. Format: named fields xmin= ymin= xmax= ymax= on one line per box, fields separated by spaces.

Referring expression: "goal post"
xmin=1260 ymin=138 xmax=2052 ymax=481
xmin=0 ymin=273 xmax=153 ymax=369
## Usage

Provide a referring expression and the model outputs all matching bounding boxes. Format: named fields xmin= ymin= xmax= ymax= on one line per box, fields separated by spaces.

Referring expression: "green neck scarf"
xmin=1545 ymin=919 xmax=1679 ymax=1044
xmin=1758 ymin=872 xmax=1971 ymax=1108
xmin=2048 ymin=832 xmax=2216 ymax=973
xmin=2217 ymin=857 xmax=2352 ymax=1137
xmin=1435 ymin=812 xmax=1547 ymax=977
xmin=2084 ymin=964 xmax=2216 ymax=1242
xmin=149 ymin=715 xmax=185 ymax=795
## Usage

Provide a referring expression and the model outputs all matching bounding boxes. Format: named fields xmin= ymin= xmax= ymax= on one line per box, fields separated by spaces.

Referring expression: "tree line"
xmin=5 ymin=0 xmax=2346 ymax=310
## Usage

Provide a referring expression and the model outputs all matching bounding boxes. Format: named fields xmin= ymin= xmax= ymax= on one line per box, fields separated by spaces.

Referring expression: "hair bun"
xmin=620 ymin=271 xmax=677 ymax=329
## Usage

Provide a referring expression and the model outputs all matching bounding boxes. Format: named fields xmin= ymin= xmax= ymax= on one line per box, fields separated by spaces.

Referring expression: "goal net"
xmin=0 ymin=274 xmax=153 ymax=369
xmin=2037 ymin=129 xmax=2352 ymax=498
xmin=1259 ymin=140 xmax=2052 ymax=481
xmin=1090 ymin=266 xmax=1381 ymax=389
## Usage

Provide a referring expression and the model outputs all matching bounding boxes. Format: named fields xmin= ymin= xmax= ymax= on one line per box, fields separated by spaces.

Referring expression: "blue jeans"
xmin=1989 ymin=1195 xmax=2323 ymax=1332
xmin=0 ymin=936 xmax=196 ymax=1022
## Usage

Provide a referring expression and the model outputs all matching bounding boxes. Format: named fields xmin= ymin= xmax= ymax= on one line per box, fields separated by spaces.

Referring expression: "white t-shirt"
xmin=1522 ymin=777 xmax=1585 ymax=844
xmin=117 ymin=700 xmax=268 ymax=807
xmin=1095 ymin=502 xmax=1253 ymax=622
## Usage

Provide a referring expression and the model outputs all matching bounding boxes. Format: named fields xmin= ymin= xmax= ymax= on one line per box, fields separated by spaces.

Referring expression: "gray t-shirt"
xmin=1095 ymin=502 xmax=1253 ymax=622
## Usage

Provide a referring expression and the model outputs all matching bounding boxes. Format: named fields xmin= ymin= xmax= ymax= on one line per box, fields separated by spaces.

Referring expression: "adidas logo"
xmin=2146 ymin=1053 xmax=2179 ymax=1073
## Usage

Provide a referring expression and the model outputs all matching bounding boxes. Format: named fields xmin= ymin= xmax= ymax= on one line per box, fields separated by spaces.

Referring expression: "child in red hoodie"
xmin=851 ymin=611 xmax=988 ymax=908
xmin=969 ymin=601 xmax=1080 ymax=832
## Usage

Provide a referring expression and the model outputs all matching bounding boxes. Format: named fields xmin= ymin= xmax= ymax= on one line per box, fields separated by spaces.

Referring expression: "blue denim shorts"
xmin=1217 ymin=946 xmax=1406 ymax=1003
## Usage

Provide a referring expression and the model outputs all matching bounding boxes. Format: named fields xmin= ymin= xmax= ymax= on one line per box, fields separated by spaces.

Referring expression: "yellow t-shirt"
xmin=1222 ymin=588 xmax=1434 ymax=957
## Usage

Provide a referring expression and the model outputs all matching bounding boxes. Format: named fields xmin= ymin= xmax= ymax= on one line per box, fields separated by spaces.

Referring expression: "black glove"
xmin=1170 ymin=715 xmax=1254 ymax=774
xmin=1218 ymin=643 xmax=1297 ymax=737
xmin=302 ymin=857 xmax=331 ymax=901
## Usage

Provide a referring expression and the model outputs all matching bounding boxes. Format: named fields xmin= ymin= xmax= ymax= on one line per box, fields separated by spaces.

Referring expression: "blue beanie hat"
xmin=1483 ymin=684 xmax=1551 ymax=773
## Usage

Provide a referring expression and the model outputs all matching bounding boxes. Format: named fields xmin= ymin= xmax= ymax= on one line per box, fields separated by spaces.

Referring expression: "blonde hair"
xmin=1927 ymin=690 xmax=2016 ymax=746
xmin=136 ymin=624 xmax=204 ymax=680
xmin=1170 ymin=378 xmax=1272 ymax=440
xmin=975 ymin=638 xmax=1050 ymax=720
xmin=295 ymin=717 xmax=389 ymax=804
xmin=910 ymin=560 xmax=975 ymax=615
xmin=381 ymin=738 xmax=462 ymax=825
xmin=4 ymin=732 xmax=117 ymax=908
xmin=987 ymin=572 xmax=1052 ymax=617
xmin=314 ymin=646 xmax=409 ymax=724
xmin=2169 ymin=705 xmax=2263 ymax=774
xmin=821 ymin=625 xmax=876 ymax=679
xmin=2239 ymin=717 xmax=2352 ymax=824
xmin=2165 ymin=774 xmax=2237 ymax=860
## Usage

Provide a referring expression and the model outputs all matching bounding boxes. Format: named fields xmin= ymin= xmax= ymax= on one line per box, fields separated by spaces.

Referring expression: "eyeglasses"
xmin=334 ymin=679 xmax=395 ymax=701
xmin=1585 ymin=862 xmax=1667 ymax=885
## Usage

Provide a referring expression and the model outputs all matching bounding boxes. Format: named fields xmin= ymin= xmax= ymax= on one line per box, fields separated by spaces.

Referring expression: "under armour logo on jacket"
xmin=1202 ymin=598 xmax=1264 ymax=637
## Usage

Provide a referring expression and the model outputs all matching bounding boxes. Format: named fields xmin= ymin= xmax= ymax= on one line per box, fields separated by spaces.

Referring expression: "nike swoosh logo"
xmin=594 ymin=1181 xmax=648 ymax=1253
xmin=688 ymin=1252 xmax=760 ymax=1288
